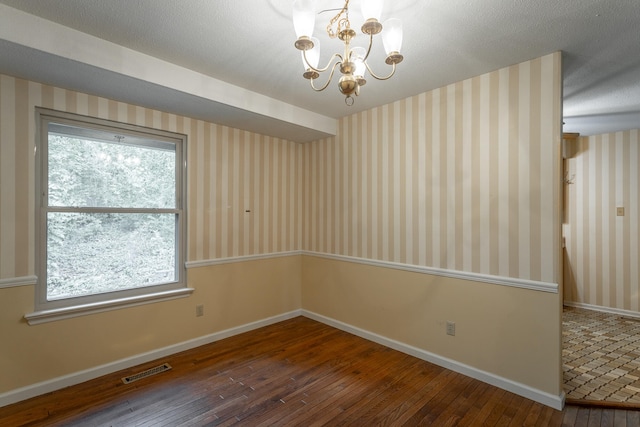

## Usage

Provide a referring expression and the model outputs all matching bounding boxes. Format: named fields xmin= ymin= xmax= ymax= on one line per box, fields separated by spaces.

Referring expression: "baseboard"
xmin=302 ymin=309 xmax=565 ymax=411
xmin=2 ymin=308 xmax=565 ymax=410
xmin=564 ymin=301 xmax=640 ymax=319
xmin=0 ymin=310 xmax=302 ymax=408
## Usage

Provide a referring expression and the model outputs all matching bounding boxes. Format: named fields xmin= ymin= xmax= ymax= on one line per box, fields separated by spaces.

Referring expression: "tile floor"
xmin=563 ymin=305 xmax=640 ymax=403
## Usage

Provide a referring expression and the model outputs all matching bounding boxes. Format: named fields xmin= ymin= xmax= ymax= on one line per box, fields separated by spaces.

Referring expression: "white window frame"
xmin=26 ymin=109 xmax=191 ymax=325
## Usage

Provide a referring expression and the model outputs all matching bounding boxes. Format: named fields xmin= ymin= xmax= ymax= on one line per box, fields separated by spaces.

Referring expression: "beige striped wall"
xmin=0 ymin=75 xmax=302 ymax=281
xmin=1 ymin=51 xmax=562 ymax=285
xmin=302 ymin=52 xmax=562 ymax=283
xmin=564 ymin=130 xmax=640 ymax=311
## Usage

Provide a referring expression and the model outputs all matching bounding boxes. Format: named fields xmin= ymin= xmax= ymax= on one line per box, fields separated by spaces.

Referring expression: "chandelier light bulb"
xmin=382 ymin=18 xmax=404 ymax=64
xmin=382 ymin=18 xmax=403 ymax=56
xmin=292 ymin=0 xmax=316 ymax=39
xmin=361 ymin=0 xmax=384 ymax=22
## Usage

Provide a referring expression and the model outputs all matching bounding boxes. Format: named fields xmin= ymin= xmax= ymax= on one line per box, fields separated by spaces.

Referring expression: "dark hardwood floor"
xmin=1 ymin=316 xmax=638 ymax=426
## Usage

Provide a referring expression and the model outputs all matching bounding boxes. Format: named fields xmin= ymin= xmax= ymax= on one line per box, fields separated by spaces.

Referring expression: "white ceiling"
xmin=0 ymin=0 xmax=639 ymax=142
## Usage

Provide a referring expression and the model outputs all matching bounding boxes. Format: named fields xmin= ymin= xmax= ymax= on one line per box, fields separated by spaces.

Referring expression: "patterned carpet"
xmin=563 ymin=305 xmax=640 ymax=402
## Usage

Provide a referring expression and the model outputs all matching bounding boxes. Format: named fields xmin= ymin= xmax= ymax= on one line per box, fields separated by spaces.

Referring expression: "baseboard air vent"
xmin=121 ymin=363 xmax=172 ymax=384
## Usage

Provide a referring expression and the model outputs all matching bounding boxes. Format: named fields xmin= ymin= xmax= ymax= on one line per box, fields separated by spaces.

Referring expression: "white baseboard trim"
xmin=2 ymin=308 xmax=565 ymax=410
xmin=564 ymin=301 xmax=640 ymax=319
xmin=0 ymin=309 xmax=302 ymax=408
xmin=302 ymin=309 xmax=565 ymax=411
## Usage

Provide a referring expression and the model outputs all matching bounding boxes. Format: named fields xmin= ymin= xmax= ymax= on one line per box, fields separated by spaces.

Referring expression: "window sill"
xmin=24 ymin=287 xmax=194 ymax=325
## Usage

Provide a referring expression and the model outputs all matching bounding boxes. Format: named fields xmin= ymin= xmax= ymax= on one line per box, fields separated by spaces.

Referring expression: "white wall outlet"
xmin=446 ymin=321 xmax=455 ymax=336
xmin=196 ymin=304 xmax=204 ymax=317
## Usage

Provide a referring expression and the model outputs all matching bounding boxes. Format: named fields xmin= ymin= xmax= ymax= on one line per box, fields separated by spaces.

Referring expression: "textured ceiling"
xmin=0 ymin=0 xmax=639 ymax=141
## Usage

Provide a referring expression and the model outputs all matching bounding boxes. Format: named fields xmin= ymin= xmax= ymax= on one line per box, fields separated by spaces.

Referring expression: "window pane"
xmin=48 ymin=131 xmax=176 ymax=209
xmin=46 ymin=212 xmax=177 ymax=300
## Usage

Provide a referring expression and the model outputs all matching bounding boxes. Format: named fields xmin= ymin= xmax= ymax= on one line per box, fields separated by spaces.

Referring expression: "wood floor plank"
xmin=277 ymin=345 xmax=414 ymax=425
xmin=612 ymin=409 xmax=627 ymax=427
xmin=536 ymin=403 xmax=563 ymax=426
xmin=240 ymin=336 xmax=397 ymax=426
xmin=506 ymin=393 xmax=535 ymax=426
xmin=436 ymin=377 xmax=492 ymax=426
xmin=484 ymin=390 xmax=518 ymax=426
xmin=627 ymin=410 xmax=640 ymax=426
xmin=600 ymin=408 xmax=615 ymax=427
xmin=333 ymin=356 xmax=445 ymax=425
xmin=468 ymin=387 xmax=510 ymax=426
xmin=326 ymin=360 xmax=442 ymax=425
xmin=495 ymin=391 xmax=525 ymax=426
xmin=0 ymin=316 xmax=633 ymax=427
xmin=574 ymin=406 xmax=593 ymax=426
xmin=416 ymin=374 xmax=476 ymax=425
xmin=562 ymin=404 xmax=579 ymax=426
xmin=548 ymin=407 xmax=566 ymax=427
xmin=455 ymin=382 xmax=502 ymax=426
xmin=589 ymin=409 xmax=604 ymax=427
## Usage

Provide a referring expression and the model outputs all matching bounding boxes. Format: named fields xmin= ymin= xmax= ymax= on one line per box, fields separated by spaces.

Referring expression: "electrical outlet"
xmin=196 ymin=304 xmax=204 ymax=317
xmin=617 ymin=207 xmax=625 ymax=216
xmin=446 ymin=321 xmax=455 ymax=336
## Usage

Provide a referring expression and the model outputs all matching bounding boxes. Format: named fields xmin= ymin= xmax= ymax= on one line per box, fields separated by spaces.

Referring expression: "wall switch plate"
xmin=617 ymin=207 xmax=625 ymax=216
xmin=196 ymin=304 xmax=204 ymax=317
xmin=446 ymin=321 xmax=455 ymax=336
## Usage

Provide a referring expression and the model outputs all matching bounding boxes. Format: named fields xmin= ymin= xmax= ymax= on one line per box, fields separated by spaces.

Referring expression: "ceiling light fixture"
xmin=293 ymin=0 xmax=403 ymax=106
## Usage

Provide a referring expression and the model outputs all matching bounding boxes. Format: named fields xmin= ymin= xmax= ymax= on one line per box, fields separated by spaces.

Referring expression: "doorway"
xmin=561 ymin=130 xmax=640 ymax=405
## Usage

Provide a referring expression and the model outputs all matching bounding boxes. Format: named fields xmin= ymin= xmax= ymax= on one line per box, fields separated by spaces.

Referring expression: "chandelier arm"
xmin=362 ymin=33 xmax=374 ymax=62
xmin=303 ymin=49 xmax=344 ymax=73
xmin=309 ymin=61 xmax=343 ymax=92
xmin=363 ymin=61 xmax=397 ymax=81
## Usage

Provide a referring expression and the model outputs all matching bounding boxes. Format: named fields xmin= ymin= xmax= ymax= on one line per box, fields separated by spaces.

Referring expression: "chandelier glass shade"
xmin=292 ymin=0 xmax=403 ymax=106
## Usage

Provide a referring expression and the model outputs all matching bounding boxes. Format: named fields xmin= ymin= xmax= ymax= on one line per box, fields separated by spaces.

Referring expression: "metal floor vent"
xmin=121 ymin=363 xmax=172 ymax=384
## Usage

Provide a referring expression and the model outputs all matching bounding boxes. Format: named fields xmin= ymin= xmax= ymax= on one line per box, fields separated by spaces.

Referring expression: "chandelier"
xmin=293 ymin=0 xmax=403 ymax=106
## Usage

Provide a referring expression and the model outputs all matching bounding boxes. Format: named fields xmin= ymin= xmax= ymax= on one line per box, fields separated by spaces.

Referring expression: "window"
xmin=29 ymin=109 xmax=190 ymax=323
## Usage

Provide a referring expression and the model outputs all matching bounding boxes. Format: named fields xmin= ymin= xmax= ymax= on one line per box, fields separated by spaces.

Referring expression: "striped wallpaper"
xmin=564 ymin=130 xmax=640 ymax=311
xmin=0 ymin=75 xmax=302 ymax=280
xmin=1 ymin=51 xmax=562 ymax=286
xmin=302 ymin=52 xmax=562 ymax=283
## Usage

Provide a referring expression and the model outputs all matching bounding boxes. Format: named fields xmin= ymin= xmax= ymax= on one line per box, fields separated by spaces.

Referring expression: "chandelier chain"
xmin=326 ymin=0 xmax=351 ymax=39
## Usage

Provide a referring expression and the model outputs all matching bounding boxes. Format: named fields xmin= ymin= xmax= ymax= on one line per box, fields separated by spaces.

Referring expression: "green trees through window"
xmin=38 ymin=113 xmax=186 ymax=306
